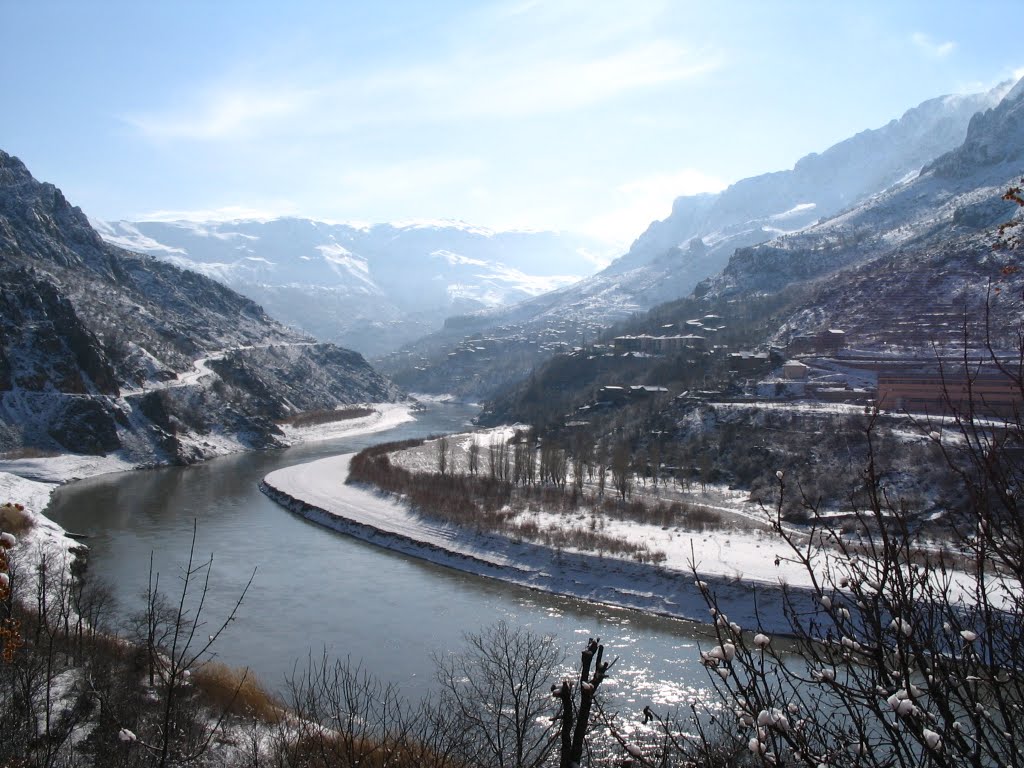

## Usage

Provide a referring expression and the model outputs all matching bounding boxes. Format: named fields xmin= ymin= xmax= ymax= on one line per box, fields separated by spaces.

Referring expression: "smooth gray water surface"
xmin=46 ymin=401 xmax=717 ymax=708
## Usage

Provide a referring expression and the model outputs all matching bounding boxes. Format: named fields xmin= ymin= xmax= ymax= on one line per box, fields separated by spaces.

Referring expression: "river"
xmin=45 ymin=400 xmax=718 ymax=710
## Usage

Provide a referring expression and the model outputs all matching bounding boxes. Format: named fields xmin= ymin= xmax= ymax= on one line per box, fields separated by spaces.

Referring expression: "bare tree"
xmin=649 ymin=437 xmax=662 ymax=490
xmin=436 ymin=436 xmax=450 ymax=477
xmin=553 ymin=637 xmax=616 ymax=768
xmin=610 ymin=442 xmax=633 ymax=501
xmin=279 ymin=651 xmax=419 ymax=767
xmin=540 ymin=441 xmax=568 ymax=489
xmin=513 ymin=439 xmax=528 ymax=487
xmin=660 ymin=360 xmax=1024 ymax=768
xmin=571 ymin=433 xmax=589 ymax=498
xmin=488 ymin=434 xmax=500 ymax=480
xmin=435 ymin=621 xmax=563 ymax=768
xmin=123 ymin=522 xmax=255 ymax=768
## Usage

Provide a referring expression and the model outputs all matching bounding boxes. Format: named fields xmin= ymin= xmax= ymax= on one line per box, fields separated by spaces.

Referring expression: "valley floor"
xmin=262 ymin=451 xmax=814 ymax=634
xmin=263 ymin=423 xmax=994 ymax=634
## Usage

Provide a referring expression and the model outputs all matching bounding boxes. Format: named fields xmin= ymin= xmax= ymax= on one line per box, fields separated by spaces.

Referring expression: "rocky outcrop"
xmin=926 ymin=78 xmax=1024 ymax=178
xmin=696 ymin=78 xmax=1024 ymax=348
xmin=0 ymin=265 xmax=119 ymax=395
xmin=0 ymin=149 xmax=404 ymax=460
xmin=208 ymin=344 xmax=400 ymax=421
xmin=383 ymin=79 xmax=1019 ymax=399
xmin=46 ymin=398 xmax=121 ymax=455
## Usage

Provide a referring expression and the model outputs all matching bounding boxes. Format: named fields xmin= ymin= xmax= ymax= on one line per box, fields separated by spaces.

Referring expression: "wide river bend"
xmin=46 ymin=401 xmax=718 ymax=709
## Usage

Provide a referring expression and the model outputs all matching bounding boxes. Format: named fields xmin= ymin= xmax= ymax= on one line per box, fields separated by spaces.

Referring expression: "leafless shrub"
xmin=193 ymin=661 xmax=282 ymax=723
xmin=435 ymin=621 xmax=563 ymax=768
xmin=278 ymin=651 xmax=420 ymax=768
xmin=281 ymin=406 xmax=374 ymax=428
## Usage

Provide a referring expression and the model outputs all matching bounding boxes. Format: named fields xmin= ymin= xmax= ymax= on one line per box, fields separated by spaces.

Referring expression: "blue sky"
xmin=2 ymin=1 xmax=1021 ymax=247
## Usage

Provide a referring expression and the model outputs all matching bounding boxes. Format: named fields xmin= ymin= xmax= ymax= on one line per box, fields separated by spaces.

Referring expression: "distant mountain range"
xmin=94 ymin=217 xmax=613 ymax=357
xmin=480 ymin=76 xmax=1024 ymax=426
xmin=703 ymin=74 xmax=1024 ymax=344
xmin=0 ymin=150 xmax=400 ymax=463
xmin=4 ymin=68 xmax=1020 ymax=466
xmin=381 ymin=76 xmax=1022 ymax=398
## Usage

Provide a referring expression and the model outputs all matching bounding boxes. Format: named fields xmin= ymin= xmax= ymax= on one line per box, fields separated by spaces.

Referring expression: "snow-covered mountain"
xmin=701 ymin=73 xmax=1024 ymax=344
xmin=478 ymin=79 xmax=1024 ymax=428
xmin=93 ymin=217 xmax=613 ymax=357
xmin=381 ymin=78 xmax=1019 ymax=397
xmin=0 ymin=149 xmax=400 ymax=462
xmin=524 ymin=78 xmax=1015 ymax=323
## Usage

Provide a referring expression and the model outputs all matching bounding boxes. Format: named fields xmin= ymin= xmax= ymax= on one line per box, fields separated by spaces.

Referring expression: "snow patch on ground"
xmin=262 ymin=454 xmax=811 ymax=633
xmin=0 ymin=454 xmax=137 ymax=485
xmin=0 ymin=471 xmax=79 ymax=596
xmin=277 ymin=403 xmax=416 ymax=445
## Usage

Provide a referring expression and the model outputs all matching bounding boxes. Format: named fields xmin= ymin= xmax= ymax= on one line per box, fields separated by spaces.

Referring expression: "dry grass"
xmin=0 ymin=503 xmax=34 ymax=535
xmin=193 ymin=661 xmax=283 ymax=723
xmin=280 ymin=407 xmax=375 ymax=428
xmin=681 ymin=504 xmax=723 ymax=531
xmin=0 ymin=446 xmax=60 ymax=460
xmin=284 ymin=732 xmax=461 ymax=768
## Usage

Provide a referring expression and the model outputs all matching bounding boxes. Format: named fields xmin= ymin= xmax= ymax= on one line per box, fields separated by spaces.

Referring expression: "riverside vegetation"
xmin=348 ymin=435 xmax=731 ymax=564
xmin=4 ymin=330 xmax=1024 ymax=766
xmin=0 ymin=513 xmax=664 ymax=767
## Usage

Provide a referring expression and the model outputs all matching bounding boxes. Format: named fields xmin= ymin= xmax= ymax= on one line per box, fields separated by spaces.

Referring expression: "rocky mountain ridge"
xmin=95 ymin=217 xmax=611 ymax=357
xmin=702 ymin=74 xmax=1024 ymax=345
xmin=478 ymin=76 xmax=1024 ymax=430
xmin=380 ymin=78 xmax=1018 ymax=398
xmin=0 ymin=150 xmax=401 ymax=462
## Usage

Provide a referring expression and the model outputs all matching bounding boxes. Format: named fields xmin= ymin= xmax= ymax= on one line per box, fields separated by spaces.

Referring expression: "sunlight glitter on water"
xmin=605 ymin=665 xmax=715 ymax=708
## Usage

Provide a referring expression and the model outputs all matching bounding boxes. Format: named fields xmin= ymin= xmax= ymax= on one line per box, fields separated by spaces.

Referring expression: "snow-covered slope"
xmin=0 ymin=149 xmax=401 ymax=463
xmin=94 ymin=217 xmax=613 ymax=357
xmin=475 ymin=76 xmax=1024 ymax=430
xmin=550 ymin=80 xmax=1013 ymax=319
xmin=701 ymin=74 xmax=1024 ymax=347
xmin=381 ymin=78 xmax=1019 ymax=397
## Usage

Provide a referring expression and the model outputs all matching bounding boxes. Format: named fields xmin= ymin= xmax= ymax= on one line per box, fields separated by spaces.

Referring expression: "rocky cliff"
xmin=380 ymin=79 xmax=1017 ymax=398
xmin=0 ymin=150 xmax=402 ymax=462
xmin=700 ymin=75 xmax=1024 ymax=347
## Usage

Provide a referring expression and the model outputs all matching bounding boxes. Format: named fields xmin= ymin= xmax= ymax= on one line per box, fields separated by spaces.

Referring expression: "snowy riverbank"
xmin=261 ymin=454 xmax=817 ymax=634
xmin=276 ymin=402 xmax=416 ymax=445
xmin=0 ymin=472 xmax=81 ymax=595
xmin=0 ymin=402 xmax=416 ymax=486
xmin=0 ymin=402 xmax=416 ymax=584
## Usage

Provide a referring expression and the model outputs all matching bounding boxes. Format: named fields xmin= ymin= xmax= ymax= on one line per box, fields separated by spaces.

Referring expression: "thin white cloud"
xmin=123 ymin=3 xmax=718 ymax=141
xmin=134 ymin=204 xmax=299 ymax=223
xmin=331 ymin=157 xmax=488 ymax=208
xmin=582 ymin=168 xmax=727 ymax=245
xmin=125 ymin=87 xmax=311 ymax=141
xmin=911 ymin=32 xmax=956 ymax=59
xmin=453 ymin=41 xmax=719 ymax=118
